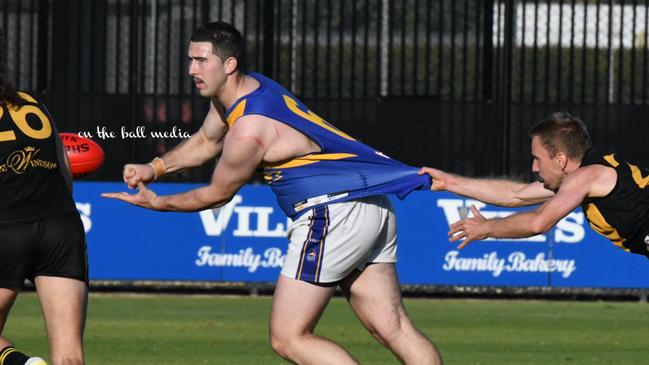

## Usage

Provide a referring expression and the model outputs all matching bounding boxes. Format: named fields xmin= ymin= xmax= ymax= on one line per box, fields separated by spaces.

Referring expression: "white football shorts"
xmin=281 ymin=195 xmax=397 ymax=284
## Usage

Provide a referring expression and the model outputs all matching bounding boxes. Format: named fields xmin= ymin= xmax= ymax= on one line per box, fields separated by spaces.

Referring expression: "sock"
xmin=0 ymin=347 xmax=29 ymax=365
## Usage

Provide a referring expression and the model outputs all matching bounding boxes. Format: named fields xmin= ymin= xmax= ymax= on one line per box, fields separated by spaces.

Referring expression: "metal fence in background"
xmin=2 ymin=0 xmax=648 ymax=182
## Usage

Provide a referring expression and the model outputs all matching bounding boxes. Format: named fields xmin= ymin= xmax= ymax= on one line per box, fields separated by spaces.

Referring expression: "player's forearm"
xmin=158 ymin=130 xmax=222 ymax=174
xmin=154 ymin=185 xmax=231 ymax=212
xmin=485 ymin=211 xmax=548 ymax=238
xmin=447 ymin=175 xmax=530 ymax=207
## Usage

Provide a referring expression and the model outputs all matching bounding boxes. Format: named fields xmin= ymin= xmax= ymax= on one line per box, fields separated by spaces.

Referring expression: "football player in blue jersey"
xmin=104 ymin=21 xmax=442 ymax=364
xmin=420 ymin=112 xmax=649 ymax=258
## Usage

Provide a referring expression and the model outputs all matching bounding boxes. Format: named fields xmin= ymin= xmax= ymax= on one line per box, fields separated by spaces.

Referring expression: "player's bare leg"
xmin=0 ymin=287 xmax=19 ymax=349
xmin=0 ymin=288 xmax=45 ymax=364
xmin=34 ymin=276 xmax=87 ymax=365
xmin=269 ymin=275 xmax=359 ymax=365
xmin=340 ymin=263 xmax=443 ymax=365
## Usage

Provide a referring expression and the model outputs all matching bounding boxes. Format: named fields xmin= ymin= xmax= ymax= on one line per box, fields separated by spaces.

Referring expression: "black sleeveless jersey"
xmin=580 ymin=150 xmax=649 ymax=257
xmin=0 ymin=92 xmax=77 ymax=225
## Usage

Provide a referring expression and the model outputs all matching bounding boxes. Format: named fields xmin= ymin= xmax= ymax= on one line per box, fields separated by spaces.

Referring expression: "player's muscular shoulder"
xmin=587 ymin=164 xmax=617 ymax=198
xmin=231 ymin=114 xmax=319 ymax=163
xmin=566 ymin=164 xmax=617 ymax=199
xmin=227 ymin=114 xmax=274 ymax=149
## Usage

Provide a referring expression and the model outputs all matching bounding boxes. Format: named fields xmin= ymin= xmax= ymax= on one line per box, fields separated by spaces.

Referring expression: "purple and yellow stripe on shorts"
xmin=296 ymin=205 xmax=330 ymax=283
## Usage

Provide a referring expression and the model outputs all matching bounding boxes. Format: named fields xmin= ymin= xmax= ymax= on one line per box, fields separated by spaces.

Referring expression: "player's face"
xmin=187 ymin=42 xmax=226 ymax=97
xmin=531 ymin=135 xmax=564 ymax=192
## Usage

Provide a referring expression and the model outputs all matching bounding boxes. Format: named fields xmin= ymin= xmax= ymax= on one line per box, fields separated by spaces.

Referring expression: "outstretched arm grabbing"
xmin=418 ymin=167 xmax=554 ymax=207
xmin=446 ymin=164 xmax=614 ymax=249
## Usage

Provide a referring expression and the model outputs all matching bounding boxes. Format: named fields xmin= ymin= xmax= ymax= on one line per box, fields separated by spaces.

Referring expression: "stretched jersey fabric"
xmin=224 ymin=72 xmax=431 ymax=218
xmin=581 ymin=151 xmax=649 ymax=257
xmin=0 ymin=92 xmax=77 ymax=225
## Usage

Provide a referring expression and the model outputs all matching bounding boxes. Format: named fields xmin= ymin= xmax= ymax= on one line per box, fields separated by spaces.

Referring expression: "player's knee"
xmin=269 ymin=336 xmax=287 ymax=359
xmin=371 ymin=314 xmax=413 ymax=346
xmin=269 ymin=324 xmax=290 ymax=357
xmin=269 ymin=330 xmax=293 ymax=360
xmin=373 ymin=323 xmax=401 ymax=346
xmin=269 ymin=327 xmax=308 ymax=360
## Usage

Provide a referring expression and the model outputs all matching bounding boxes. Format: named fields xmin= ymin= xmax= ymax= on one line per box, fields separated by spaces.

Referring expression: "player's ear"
xmin=555 ymin=152 xmax=568 ymax=170
xmin=224 ymin=57 xmax=238 ymax=75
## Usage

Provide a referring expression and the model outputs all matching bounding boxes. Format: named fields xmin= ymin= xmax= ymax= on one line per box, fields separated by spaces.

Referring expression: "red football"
xmin=59 ymin=132 xmax=105 ymax=179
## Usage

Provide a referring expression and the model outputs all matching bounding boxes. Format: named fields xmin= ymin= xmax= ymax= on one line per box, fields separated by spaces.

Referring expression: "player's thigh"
xmin=34 ymin=213 xmax=88 ymax=283
xmin=270 ymin=274 xmax=335 ymax=337
xmin=32 ymin=213 xmax=88 ymax=347
xmin=0 ymin=288 xmax=18 ymax=333
xmin=34 ymin=276 xmax=87 ymax=345
xmin=0 ymin=222 xmax=39 ymax=290
xmin=340 ymin=263 xmax=411 ymax=336
xmin=0 ymin=222 xmax=36 ymax=333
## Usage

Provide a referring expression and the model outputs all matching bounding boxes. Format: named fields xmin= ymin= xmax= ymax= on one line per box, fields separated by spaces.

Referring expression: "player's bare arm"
xmin=122 ymin=100 xmax=228 ymax=188
xmin=160 ymin=100 xmax=228 ymax=172
xmin=104 ymin=114 xmax=276 ymax=211
xmin=449 ymin=164 xmax=616 ymax=249
xmin=419 ymin=166 xmax=554 ymax=207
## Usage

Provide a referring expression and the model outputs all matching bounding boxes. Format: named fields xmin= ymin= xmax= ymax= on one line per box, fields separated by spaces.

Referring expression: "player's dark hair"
xmin=529 ymin=112 xmax=592 ymax=161
xmin=0 ymin=29 xmax=24 ymax=108
xmin=190 ymin=21 xmax=246 ymax=73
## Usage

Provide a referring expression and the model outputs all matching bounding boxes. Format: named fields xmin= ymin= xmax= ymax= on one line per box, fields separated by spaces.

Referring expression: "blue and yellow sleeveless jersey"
xmin=224 ymin=72 xmax=431 ymax=218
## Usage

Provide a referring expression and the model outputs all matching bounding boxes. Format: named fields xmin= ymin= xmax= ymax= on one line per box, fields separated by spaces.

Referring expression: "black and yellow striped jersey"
xmin=581 ymin=150 xmax=649 ymax=257
xmin=0 ymin=92 xmax=76 ymax=225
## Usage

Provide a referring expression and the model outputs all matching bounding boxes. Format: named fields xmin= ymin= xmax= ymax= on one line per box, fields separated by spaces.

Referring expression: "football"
xmin=59 ymin=132 xmax=105 ymax=179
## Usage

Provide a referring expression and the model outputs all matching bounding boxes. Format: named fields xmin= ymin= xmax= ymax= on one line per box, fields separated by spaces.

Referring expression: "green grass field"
xmin=4 ymin=293 xmax=649 ymax=364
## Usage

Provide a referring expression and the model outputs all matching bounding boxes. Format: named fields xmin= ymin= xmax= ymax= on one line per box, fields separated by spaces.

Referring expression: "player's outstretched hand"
xmin=418 ymin=167 xmax=449 ymax=191
xmin=101 ymin=182 xmax=163 ymax=210
xmin=123 ymin=163 xmax=156 ymax=189
xmin=448 ymin=205 xmax=489 ymax=249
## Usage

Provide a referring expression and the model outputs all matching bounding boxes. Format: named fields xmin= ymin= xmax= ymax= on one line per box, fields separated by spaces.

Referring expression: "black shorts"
xmin=0 ymin=212 xmax=88 ymax=289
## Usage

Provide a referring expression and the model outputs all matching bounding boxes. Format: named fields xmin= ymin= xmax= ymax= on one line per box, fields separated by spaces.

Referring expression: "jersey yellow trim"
xmin=283 ymin=95 xmax=355 ymax=140
xmin=226 ymin=99 xmax=247 ymax=128
xmin=262 ymin=153 xmax=357 ymax=169
xmin=583 ymin=203 xmax=628 ymax=251
xmin=17 ymin=91 xmax=37 ymax=104
xmin=629 ymin=163 xmax=649 ymax=188
xmin=603 ymin=154 xmax=619 ymax=167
